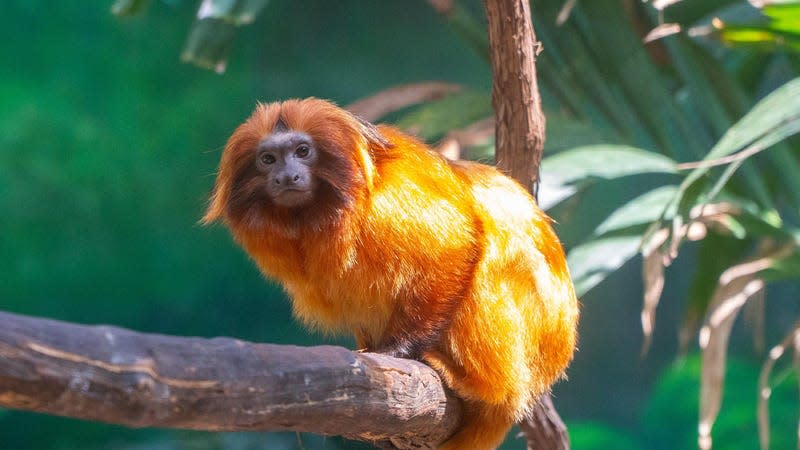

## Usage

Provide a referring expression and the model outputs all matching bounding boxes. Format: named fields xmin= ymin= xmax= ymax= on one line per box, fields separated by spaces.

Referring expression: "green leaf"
xmin=687 ymin=77 xmax=800 ymax=181
xmin=181 ymin=19 xmax=238 ymax=73
xmin=725 ymin=197 xmax=796 ymax=239
xmin=594 ymin=185 xmax=678 ymax=237
xmin=762 ymin=248 xmax=800 ymax=281
xmin=394 ymin=90 xmax=492 ymax=141
xmin=719 ymin=27 xmax=800 ymax=52
xmin=567 ymin=0 xmax=707 ymax=160
xmin=195 ymin=0 xmax=270 ymax=25
xmin=764 ymin=3 xmax=800 ymax=29
xmin=567 ymin=235 xmax=642 ymax=297
xmin=544 ymin=108 xmax=626 ymax=153
xmin=539 ymin=145 xmax=678 ymax=210
xmin=180 ymin=0 xmax=271 ymax=72
xmin=111 ymin=0 xmax=151 ymax=17
xmin=667 ymin=77 xmax=800 ymax=222
xmin=713 ymin=1 xmax=800 ymax=52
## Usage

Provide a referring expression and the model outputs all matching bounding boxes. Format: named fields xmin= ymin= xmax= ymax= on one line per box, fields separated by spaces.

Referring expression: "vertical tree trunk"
xmin=519 ymin=394 xmax=570 ymax=450
xmin=483 ymin=1 xmax=570 ymax=449
xmin=484 ymin=0 xmax=546 ymax=193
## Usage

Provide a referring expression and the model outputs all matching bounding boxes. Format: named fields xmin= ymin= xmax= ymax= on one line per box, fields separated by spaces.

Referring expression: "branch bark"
xmin=519 ymin=394 xmax=570 ymax=450
xmin=0 ymin=310 xmax=460 ymax=449
xmin=483 ymin=1 xmax=570 ymax=449
xmin=484 ymin=0 xmax=546 ymax=192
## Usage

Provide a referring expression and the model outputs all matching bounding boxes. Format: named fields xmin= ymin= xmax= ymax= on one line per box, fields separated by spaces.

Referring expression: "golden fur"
xmin=204 ymin=98 xmax=579 ymax=449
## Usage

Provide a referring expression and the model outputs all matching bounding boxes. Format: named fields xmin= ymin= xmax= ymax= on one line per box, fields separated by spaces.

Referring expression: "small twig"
xmin=676 ymin=141 xmax=772 ymax=170
xmin=345 ymin=82 xmax=462 ymax=122
xmin=434 ymin=118 xmax=495 ymax=159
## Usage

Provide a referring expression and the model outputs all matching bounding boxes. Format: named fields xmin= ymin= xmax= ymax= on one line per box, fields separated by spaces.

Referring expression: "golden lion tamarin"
xmin=203 ymin=98 xmax=579 ymax=449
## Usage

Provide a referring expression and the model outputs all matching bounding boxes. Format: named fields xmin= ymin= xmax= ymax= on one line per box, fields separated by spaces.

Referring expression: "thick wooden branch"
xmin=0 ymin=310 xmax=460 ymax=449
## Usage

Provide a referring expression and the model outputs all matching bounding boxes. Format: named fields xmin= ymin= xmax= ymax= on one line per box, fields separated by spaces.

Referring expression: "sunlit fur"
xmin=204 ymin=98 xmax=579 ymax=450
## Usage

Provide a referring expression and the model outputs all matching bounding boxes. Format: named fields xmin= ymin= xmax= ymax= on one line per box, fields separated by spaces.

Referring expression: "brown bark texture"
xmin=483 ymin=1 xmax=570 ymax=449
xmin=484 ymin=0 xmax=546 ymax=192
xmin=0 ymin=310 xmax=460 ymax=449
xmin=519 ymin=394 xmax=570 ymax=450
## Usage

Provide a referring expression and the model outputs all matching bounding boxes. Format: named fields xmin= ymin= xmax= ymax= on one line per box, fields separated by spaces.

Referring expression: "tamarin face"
xmin=252 ymin=118 xmax=319 ymax=208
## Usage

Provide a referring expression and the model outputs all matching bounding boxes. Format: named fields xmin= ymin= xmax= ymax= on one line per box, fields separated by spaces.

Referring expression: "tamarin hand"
xmin=203 ymin=98 xmax=579 ymax=450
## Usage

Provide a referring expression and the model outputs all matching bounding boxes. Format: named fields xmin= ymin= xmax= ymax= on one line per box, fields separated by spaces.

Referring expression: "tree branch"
xmin=0 ymin=310 xmax=460 ymax=449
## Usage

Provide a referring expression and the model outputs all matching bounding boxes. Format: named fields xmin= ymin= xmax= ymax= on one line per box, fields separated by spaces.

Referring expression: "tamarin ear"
xmin=352 ymin=114 xmax=392 ymax=151
xmin=346 ymin=113 xmax=391 ymax=192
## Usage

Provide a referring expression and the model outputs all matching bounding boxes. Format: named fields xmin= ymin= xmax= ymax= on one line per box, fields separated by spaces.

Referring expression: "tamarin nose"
xmin=276 ymin=173 xmax=301 ymax=185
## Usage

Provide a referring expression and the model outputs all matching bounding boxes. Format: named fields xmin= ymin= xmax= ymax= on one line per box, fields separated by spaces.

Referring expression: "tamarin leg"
xmin=371 ymin=237 xmax=481 ymax=360
xmin=374 ymin=294 xmax=462 ymax=360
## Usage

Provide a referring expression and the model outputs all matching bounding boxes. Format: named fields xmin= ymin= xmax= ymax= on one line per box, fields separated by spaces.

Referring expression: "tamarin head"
xmin=202 ymin=98 xmax=389 ymax=230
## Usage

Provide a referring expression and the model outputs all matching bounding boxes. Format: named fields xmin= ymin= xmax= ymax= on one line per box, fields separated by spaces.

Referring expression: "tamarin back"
xmin=204 ymin=98 xmax=579 ymax=450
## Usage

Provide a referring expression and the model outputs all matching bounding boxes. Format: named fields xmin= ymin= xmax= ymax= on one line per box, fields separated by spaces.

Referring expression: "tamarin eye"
xmin=260 ymin=153 xmax=276 ymax=165
xmin=295 ymin=144 xmax=310 ymax=158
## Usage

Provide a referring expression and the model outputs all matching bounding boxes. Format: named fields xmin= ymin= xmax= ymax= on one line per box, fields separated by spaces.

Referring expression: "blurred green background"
xmin=1 ymin=1 xmax=799 ymax=449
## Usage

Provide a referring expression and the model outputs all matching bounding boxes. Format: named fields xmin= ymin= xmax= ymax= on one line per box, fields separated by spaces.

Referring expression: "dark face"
xmin=255 ymin=130 xmax=318 ymax=208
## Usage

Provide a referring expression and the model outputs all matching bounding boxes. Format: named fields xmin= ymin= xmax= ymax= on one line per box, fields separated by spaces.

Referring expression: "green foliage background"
xmin=1 ymin=1 xmax=799 ymax=449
